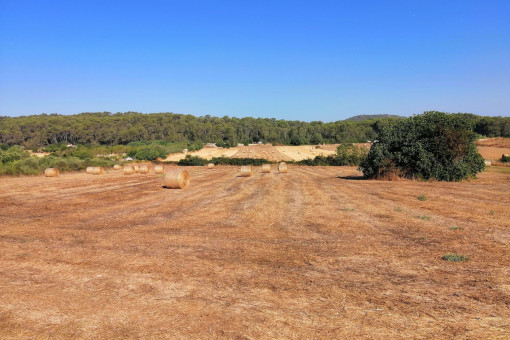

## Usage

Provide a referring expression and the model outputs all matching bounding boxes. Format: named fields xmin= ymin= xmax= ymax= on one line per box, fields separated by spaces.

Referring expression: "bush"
xmin=442 ymin=254 xmax=469 ymax=262
xmin=131 ymin=147 xmax=166 ymax=161
xmin=187 ymin=141 xmax=204 ymax=152
xmin=501 ymin=155 xmax=510 ymax=163
xmin=177 ymin=155 xmax=208 ymax=166
xmin=336 ymin=144 xmax=368 ymax=166
xmin=359 ymin=111 xmax=485 ymax=181
xmin=211 ymin=157 xmax=269 ymax=166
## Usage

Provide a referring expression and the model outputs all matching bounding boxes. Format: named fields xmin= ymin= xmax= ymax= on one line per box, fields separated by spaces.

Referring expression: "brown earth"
xmin=1 ymin=166 xmax=510 ymax=339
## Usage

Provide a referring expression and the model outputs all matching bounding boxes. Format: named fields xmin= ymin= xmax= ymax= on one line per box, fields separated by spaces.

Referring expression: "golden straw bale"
xmin=278 ymin=162 xmax=288 ymax=173
xmin=240 ymin=165 xmax=252 ymax=177
xmin=92 ymin=166 xmax=104 ymax=175
xmin=44 ymin=168 xmax=60 ymax=177
xmin=262 ymin=164 xmax=271 ymax=173
xmin=139 ymin=165 xmax=150 ymax=174
xmin=113 ymin=164 xmax=122 ymax=170
xmin=484 ymin=160 xmax=492 ymax=166
xmin=133 ymin=165 xmax=140 ymax=173
xmin=86 ymin=166 xmax=94 ymax=174
xmin=207 ymin=163 xmax=215 ymax=169
xmin=124 ymin=166 xmax=134 ymax=175
xmin=154 ymin=165 xmax=164 ymax=174
xmin=164 ymin=169 xmax=190 ymax=189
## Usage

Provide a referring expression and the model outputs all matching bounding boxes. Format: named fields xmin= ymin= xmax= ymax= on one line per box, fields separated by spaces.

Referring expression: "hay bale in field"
xmin=124 ymin=166 xmax=134 ymax=175
xmin=133 ymin=165 xmax=140 ymax=173
xmin=240 ymin=165 xmax=252 ymax=177
xmin=92 ymin=166 xmax=104 ymax=175
xmin=207 ymin=163 xmax=215 ymax=169
xmin=154 ymin=165 xmax=164 ymax=174
xmin=484 ymin=160 xmax=492 ymax=166
xmin=86 ymin=166 xmax=94 ymax=174
xmin=113 ymin=164 xmax=122 ymax=170
xmin=44 ymin=168 xmax=60 ymax=177
xmin=139 ymin=165 xmax=150 ymax=174
xmin=278 ymin=162 xmax=288 ymax=173
xmin=262 ymin=164 xmax=271 ymax=173
xmin=164 ymin=168 xmax=190 ymax=189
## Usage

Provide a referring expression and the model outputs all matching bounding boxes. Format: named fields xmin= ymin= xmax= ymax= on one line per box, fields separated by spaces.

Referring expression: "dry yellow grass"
xmin=1 ymin=166 xmax=509 ymax=338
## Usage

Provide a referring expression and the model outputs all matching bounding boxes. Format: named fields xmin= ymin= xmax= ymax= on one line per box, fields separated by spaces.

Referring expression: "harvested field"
xmin=477 ymin=146 xmax=510 ymax=161
xmin=164 ymin=144 xmax=344 ymax=162
xmin=164 ymin=147 xmax=238 ymax=161
xmin=476 ymin=137 xmax=510 ymax=149
xmin=1 ymin=166 xmax=509 ymax=338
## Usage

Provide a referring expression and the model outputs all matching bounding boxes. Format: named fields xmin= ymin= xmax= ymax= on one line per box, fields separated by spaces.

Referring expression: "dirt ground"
xmin=1 ymin=165 xmax=509 ymax=339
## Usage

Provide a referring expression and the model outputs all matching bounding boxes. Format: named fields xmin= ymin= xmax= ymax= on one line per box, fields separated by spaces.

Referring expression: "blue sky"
xmin=0 ymin=0 xmax=509 ymax=121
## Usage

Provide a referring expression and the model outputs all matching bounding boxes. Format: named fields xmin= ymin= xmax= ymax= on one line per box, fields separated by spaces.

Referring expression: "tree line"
xmin=0 ymin=111 xmax=508 ymax=149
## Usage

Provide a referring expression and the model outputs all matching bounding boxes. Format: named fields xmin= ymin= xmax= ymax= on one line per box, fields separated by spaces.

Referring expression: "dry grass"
xmin=475 ymin=137 xmax=510 ymax=148
xmin=1 ymin=166 xmax=509 ymax=338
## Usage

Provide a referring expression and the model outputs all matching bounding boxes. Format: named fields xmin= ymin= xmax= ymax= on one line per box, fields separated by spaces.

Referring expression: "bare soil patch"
xmin=1 ymin=166 xmax=509 ymax=338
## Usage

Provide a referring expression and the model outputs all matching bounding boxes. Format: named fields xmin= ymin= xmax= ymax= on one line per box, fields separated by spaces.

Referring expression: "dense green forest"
xmin=0 ymin=111 xmax=509 ymax=150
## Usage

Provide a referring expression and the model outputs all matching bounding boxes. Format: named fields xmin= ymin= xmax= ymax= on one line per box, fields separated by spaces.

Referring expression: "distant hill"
xmin=345 ymin=114 xmax=405 ymax=121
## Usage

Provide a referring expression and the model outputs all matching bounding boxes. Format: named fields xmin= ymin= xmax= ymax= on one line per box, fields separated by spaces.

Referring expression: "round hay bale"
xmin=207 ymin=163 xmax=215 ymax=169
xmin=92 ymin=166 xmax=104 ymax=175
xmin=86 ymin=166 xmax=94 ymax=174
xmin=262 ymin=164 xmax=271 ymax=173
xmin=139 ymin=165 xmax=150 ymax=174
xmin=164 ymin=169 xmax=190 ymax=189
xmin=44 ymin=168 xmax=60 ymax=177
xmin=113 ymin=164 xmax=122 ymax=170
xmin=240 ymin=165 xmax=252 ymax=177
xmin=484 ymin=160 xmax=492 ymax=166
xmin=124 ymin=166 xmax=134 ymax=175
xmin=278 ymin=162 xmax=288 ymax=173
xmin=133 ymin=165 xmax=140 ymax=173
xmin=154 ymin=165 xmax=164 ymax=174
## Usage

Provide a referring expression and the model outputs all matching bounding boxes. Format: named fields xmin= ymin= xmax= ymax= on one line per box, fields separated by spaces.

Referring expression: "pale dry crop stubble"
xmin=0 ymin=166 xmax=509 ymax=338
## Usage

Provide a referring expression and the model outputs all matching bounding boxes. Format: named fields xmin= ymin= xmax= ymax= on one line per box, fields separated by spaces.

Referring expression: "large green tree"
xmin=359 ymin=111 xmax=485 ymax=181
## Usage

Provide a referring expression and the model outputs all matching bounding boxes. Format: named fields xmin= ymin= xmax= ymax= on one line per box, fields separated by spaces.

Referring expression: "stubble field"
xmin=1 ymin=165 xmax=509 ymax=339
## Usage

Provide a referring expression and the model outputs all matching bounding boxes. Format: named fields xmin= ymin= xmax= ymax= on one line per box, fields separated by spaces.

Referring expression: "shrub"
xmin=178 ymin=155 xmax=208 ymax=166
xmin=336 ymin=144 xmax=368 ymax=166
xmin=132 ymin=147 xmax=166 ymax=161
xmin=442 ymin=254 xmax=468 ymax=262
xmin=359 ymin=111 xmax=485 ymax=181
xmin=501 ymin=155 xmax=510 ymax=163
xmin=211 ymin=157 xmax=269 ymax=166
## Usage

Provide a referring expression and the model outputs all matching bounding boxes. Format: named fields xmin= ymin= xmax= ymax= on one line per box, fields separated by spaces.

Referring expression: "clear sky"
xmin=0 ymin=0 xmax=509 ymax=121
